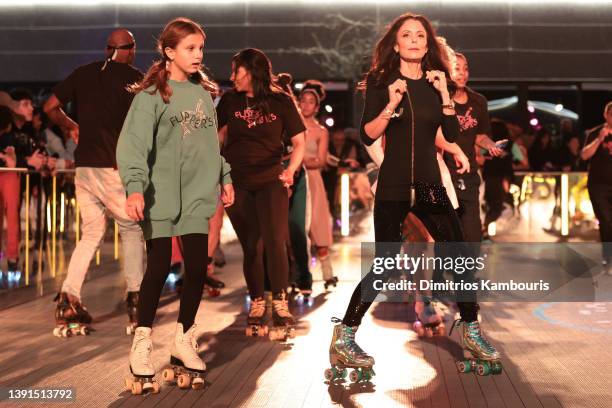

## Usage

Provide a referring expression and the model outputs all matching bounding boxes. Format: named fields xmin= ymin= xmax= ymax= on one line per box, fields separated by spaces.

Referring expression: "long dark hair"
xmin=360 ymin=13 xmax=456 ymax=93
xmin=130 ymin=17 xmax=218 ymax=103
xmin=232 ymin=48 xmax=287 ymax=114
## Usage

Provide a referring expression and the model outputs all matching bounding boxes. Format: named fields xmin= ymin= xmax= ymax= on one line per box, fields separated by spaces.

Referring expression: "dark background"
xmin=0 ymin=2 xmax=611 ymax=130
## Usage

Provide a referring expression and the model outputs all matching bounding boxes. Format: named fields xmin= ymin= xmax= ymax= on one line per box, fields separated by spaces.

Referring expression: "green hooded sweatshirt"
xmin=117 ymin=79 xmax=231 ymax=239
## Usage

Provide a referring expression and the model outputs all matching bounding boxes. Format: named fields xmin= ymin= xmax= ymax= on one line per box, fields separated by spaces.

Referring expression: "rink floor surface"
xmin=1 ymin=225 xmax=612 ymax=408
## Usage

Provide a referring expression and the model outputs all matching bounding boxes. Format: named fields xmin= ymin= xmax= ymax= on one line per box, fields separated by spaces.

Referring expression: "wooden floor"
xmin=1 ymin=210 xmax=611 ymax=407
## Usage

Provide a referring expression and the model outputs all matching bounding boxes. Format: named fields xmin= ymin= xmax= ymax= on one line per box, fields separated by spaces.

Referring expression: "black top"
xmin=445 ymin=88 xmax=490 ymax=178
xmin=360 ymin=73 xmax=459 ymax=201
xmin=52 ymin=60 xmax=143 ymax=168
xmin=0 ymin=123 xmax=36 ymax=168
xmin=217 ymin=90 xmax=305 ymax=189
xmin=584 ymin=125 xmax=612 ymax=186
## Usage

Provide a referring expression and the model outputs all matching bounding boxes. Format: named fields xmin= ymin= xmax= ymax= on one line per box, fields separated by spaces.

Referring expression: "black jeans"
xmin=138 ymin=234 xmax=208 ymax=331
xmin=226 ymin=180 xmax=289 ymax=298
xmin=588 ymin=183 xmax=612 ymax=262
xmin=454 ymin=174 xmax=483 ymax=243
xmin=342 ymin=184 xmax=479 ymax=327
xmin=484 ymin=176 xmax=506 ymax=228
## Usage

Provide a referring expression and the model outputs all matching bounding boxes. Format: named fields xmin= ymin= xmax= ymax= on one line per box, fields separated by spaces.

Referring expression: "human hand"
xmin=126 ymin=193 xmax=145 ymax=221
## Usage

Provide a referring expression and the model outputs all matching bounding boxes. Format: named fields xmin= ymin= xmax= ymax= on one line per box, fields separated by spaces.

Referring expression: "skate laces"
xmin=134 ymin=333 xmax=152 ymax=365
xmin=272 ymin=294 xmax=292 ymax=318
xmin=343 ymin=326 xmax=367 ymax=355
xmin=465 ymin=321 xmax=496 ymax=352
xmin=184 ymin=325 xmax=199 ymax=351
xmin=249 ymin=297 xmax=266 ymax=317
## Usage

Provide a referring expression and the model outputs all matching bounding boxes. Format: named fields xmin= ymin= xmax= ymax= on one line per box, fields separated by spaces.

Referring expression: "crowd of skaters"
xmin=0 ymin=12 xmax=610 ymax=391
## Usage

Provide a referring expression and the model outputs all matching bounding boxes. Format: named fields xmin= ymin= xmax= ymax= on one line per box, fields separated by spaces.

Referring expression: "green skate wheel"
xmin=492 ymin=361 xmax=503 ymax=375
xmin=349 ymin=369 xmax=361 ymax=383
xmin=456 ymin=360 xmax=472 ymax=373
xmin=476 ymin=361 xmax=491 ymax=376
xmin=339 ymin=368 xmax=347 ymax=379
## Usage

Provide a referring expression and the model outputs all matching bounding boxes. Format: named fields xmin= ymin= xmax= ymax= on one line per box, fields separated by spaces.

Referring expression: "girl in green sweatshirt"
xmin=117 ymin=18 xmax=233 ymax=394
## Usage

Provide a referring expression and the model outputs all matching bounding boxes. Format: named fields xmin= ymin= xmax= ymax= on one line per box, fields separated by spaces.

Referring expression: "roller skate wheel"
xmin=162 ymin=368 xmax=175 ymax=383
xmin=177 ymin=374 xmax=191 ymax=389
xmin=80 ymin=326 xmax=88 ymax=336
xmin=53 ymin=327 xmax=61 ymax=337
xmin=191 ymin=378 xmax=204 ymax=390
xmin=124 ymin=378 xmax=133 ymax=392
xmin=245 ymin=327 xmax=253 ymax=336
xmin=339 ymin=368 xmax=348 ymax=379
xmin=324 ymin=368 xmax=334 ymax=381
xmin=126 ymin=326 xmax=133 ymax=336
xmin=151 ymin=381 xmax=160 ymax=394
xmin=131 ymin=381 xmax=143 ymax=395
xmin=492 ymin=361 xmax=503 ymax=375
xmin=260 ymin=325 xmax=269 ymax=336
xmin=477 ymin=361 xmax=491 ymax=376
xmin=61 ymin=327 xmax=70 ymax=337
xmin=456 ymin=360 xmax=471 ymax=373
xmin=349 ymin=369 xmax=362 ymax=383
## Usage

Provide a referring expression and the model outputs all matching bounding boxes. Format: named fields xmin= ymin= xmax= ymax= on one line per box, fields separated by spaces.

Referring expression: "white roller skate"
xmin=126 ymin=327 xmax=160 ymax=395
xmin=162 ymin=323 xmax=206 ymax=390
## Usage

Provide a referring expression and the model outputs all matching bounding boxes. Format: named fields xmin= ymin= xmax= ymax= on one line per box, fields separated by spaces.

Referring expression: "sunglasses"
xmin=106 ymin=43 xmax=135 ymax=50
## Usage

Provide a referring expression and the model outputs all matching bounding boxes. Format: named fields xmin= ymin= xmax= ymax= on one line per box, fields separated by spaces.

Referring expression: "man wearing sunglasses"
xmin=43 ymin=29 xmax=145 ymax=335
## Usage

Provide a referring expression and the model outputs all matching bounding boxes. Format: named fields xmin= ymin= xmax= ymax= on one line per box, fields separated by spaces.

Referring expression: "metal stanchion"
xmin=340 ymin=173 xmax=350 ymax=237
xmin=561 ymin=174 xmax=569 ymax=236
xmin=25 ymin=173 xmax=30 ymax=286
xmin=114 ymin=221 xmax=119 ymax=260
xmin=52 ymin=175 xmax=57 ymax=277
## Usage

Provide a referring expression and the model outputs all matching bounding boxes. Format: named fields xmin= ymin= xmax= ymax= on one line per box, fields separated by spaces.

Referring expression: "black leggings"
xmin=342 ymin=196 xmax=479 ymax=327
xmin=588 ymin=183 xmax=612 ymax=262
xmin=226 ymin=181 xmax=289 ymax=298
xmin=138 ymin=234 xmax=208 ymax=331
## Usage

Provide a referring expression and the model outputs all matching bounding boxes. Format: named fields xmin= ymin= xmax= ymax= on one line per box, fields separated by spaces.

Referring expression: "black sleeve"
xmin=215 ymin=92 xmax=231 ymax=129
xmin=359 ymin=78 xmax=387 ymax=146
xmin=281 ymin=96 xmax=306 ymax=138
xmin=441 ymin=113 xmax=460 ymax=143
xmin=52 ymin=69 xmax=79 ymax=105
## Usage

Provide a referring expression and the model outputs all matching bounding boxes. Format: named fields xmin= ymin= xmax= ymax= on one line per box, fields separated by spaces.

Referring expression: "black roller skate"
xmin=53 ymin=292 xmax=92 ymax=337
xmin=245 ymin=296 xmax=268 ymax=337
xmin=125 ymin=291 xmax=139 ymax=335
xmin=204 ymin=275 xmax=224 ymax=297
xmin=324 ymin=276 xmax=339 ymax=290
xmin=269 ymin=292 xmax=296 ymax=341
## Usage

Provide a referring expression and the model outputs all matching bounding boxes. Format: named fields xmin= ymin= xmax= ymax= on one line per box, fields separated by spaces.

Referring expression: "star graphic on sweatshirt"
xmin=181 ymin=99 xmax=206 ymax=137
